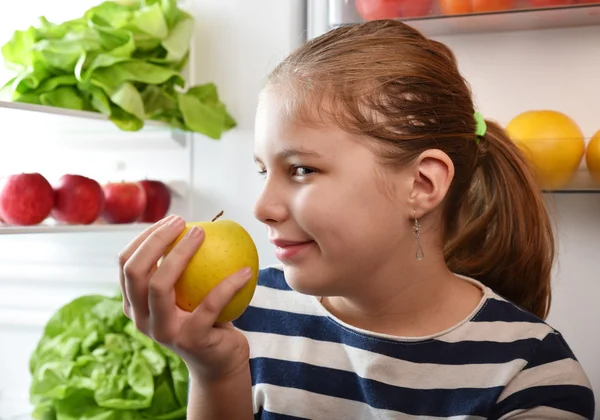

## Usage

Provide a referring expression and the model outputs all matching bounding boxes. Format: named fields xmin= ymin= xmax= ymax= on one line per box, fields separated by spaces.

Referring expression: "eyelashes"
xmin=257 ymin=166 xmax=318 ymax=179
xmin=292 ymin=166 xmax=316 ymax=177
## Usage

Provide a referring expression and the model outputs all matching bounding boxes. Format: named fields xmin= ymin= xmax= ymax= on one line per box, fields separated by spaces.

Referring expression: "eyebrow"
xmin=254 ymin=148 xmax=322 ymax=163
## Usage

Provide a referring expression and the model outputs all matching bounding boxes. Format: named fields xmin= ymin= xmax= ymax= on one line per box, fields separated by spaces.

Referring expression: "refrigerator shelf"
xmin=328 ymin=2 xmax=600 ymax=37
xmin=0 ymin=100 xmax=188 ymax=149
xmin=542 ymin=169 xmax=600 ymax=194
xmin=0 ymin=222 xmax=153 ymax=235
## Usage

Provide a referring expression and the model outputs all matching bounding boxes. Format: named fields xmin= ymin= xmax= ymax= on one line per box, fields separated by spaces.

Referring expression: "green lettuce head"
xmin=29 ymin=294 xmax=188 ymax=420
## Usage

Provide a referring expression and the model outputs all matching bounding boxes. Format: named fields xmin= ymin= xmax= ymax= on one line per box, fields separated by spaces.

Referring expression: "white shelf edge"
xmin=0 ymin=100 xmax=188 ymax=149
xmin=0 ymin=100 xmax=167 ymax=126
xmin=0 ymin=222 xmax=152 ymax=235
xmin=543 ymin=169 xmax=600 ymax=194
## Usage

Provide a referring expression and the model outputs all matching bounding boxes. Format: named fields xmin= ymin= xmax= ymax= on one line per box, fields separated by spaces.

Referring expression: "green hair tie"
xmin=474 ymin=111 xmax=487 ymax=144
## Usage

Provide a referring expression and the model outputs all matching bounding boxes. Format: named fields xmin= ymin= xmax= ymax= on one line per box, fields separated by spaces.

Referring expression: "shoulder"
xmin=478 ymin=292 xmax=595 ymax=419
xmin=474 ymin=289 xmax=548 ymax=325
xmin=490 ymin=329 xmax=595 ymax=419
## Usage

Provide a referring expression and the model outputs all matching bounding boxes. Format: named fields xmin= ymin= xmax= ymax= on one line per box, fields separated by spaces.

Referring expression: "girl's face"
xmin=253 ymin=89 xmax=416 ymax=297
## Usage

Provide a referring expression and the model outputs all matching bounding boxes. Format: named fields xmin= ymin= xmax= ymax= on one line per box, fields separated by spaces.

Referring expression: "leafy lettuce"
xmin=29 ymin=294 xmax=189 ymax=420
xmin=1 ymin=0 xmax=235 ymax=139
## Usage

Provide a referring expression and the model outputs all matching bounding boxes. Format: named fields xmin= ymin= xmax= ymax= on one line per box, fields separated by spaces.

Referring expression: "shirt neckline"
xmin=308 ymin=274 xmax=493 ymax=343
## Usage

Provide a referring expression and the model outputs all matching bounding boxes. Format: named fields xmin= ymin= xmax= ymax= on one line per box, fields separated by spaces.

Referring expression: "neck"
xmin=320 ymin=252 xmax=483 ymax=338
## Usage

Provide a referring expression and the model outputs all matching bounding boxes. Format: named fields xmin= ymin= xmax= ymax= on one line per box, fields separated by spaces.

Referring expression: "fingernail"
xmin=162 ymin=214 xmax=176 ymax=223
xmin=240 ymin=267 xmax=252 ymax=277
xmin=168 ymin=216 xmax=184 ymax=227
xmin=186 ymin=226 xmax=202 ymax=238
xmin=155 ymin=215 xmax=173 ymax=226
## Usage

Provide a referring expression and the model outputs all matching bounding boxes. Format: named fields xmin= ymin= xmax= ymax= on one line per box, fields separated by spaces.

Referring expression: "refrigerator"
xmin=0 ymin=0 xmax=598 ymax=418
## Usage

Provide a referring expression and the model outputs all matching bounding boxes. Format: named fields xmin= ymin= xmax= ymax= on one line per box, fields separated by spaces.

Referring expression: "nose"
xmin=253 ymin=175 xmax=289 ymax=225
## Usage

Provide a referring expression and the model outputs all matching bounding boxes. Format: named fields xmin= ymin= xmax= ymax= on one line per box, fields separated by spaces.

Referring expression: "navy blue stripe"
xmin=250 ymin=357 xmax=500 ymax=417
xmin=258 ymin=268 xmax=292 ymax=291
xmin=235 ymin=306 xmax=542 ymax=365
xmin=524 ymin=331 xmax=576 ymax=370
xmin=255 ymin=409 xmax=308 ymax=420
xmin=489 ymin=385 xmax=595 ymax=419
xmin=471 ymin=298 xmax=544 ymax=324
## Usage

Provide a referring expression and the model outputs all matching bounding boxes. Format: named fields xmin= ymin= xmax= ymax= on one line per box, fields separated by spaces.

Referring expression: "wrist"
xmin=187 ymin=364 xmax=254 ymax=420
xmin=189 ymin=362 xmax=251 ymax=385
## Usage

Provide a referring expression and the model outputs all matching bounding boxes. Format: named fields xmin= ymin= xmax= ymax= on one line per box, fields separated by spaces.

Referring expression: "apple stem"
xmin=211 ymin=210 xmax=224 ymax=222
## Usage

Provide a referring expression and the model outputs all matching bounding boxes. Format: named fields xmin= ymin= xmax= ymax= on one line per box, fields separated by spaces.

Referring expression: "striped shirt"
xmin=232 ymin=267 xmax=595 ymax=419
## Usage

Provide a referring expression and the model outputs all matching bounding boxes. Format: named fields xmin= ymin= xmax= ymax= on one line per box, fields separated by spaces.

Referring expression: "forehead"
xmin=254 ymin=88 xmax=290 ymax=142
xmin=254 ymin=88 xmax=357 ymax=159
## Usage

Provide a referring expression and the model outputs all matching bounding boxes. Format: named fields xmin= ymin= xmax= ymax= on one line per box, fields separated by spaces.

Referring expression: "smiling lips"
xmin=270 ymin=238 xmax=315 ymax=261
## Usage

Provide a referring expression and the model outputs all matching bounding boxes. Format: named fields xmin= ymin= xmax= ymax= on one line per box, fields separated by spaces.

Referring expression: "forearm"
xmin=187 ymin=368 xmax=254 ymax=420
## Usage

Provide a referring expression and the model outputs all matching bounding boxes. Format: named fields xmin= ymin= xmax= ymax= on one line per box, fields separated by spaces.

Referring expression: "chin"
xmin=282 ymin=264 xmax=341 ymax=297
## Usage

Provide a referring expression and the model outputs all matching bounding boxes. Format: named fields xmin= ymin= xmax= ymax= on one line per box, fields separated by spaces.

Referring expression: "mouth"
xmin=270 ymin=238 xmax=315 ymax=262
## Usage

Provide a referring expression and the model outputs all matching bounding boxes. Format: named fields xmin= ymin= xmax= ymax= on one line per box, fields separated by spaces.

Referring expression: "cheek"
xmin=292 ymin=186 xmax=335 ymax=231
xmin=293 ymin=179 xmax=406 ymax=247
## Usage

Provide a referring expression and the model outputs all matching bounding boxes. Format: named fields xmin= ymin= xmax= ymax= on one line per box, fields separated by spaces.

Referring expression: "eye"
xmin=257 ymin=168 xmax=267 ymax=177
xmin=291 ymin=166 xmax=317 ymax=177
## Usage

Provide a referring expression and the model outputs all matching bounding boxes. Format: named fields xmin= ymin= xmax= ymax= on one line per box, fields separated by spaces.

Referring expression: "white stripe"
xmin=253 ymin=383 xmax=486 ymax=420
xmin=488 ymin=292 xmax=509 ymax=303
xmin=250 ymin=284 xmax=323 ymax=316
xmin=244 ymin=331 xmax=526 ymax=390
xmin=496 ymin=358 xmax=593 ymax=403
xmin=497 ymin=406 xmax=589 ymax=420
xmin=438 ymin=321 xmax=552 ymax=343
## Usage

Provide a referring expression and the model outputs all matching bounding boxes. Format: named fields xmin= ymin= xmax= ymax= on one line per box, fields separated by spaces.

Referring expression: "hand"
xmin=118 ymin=214 xmax=253 ymax=380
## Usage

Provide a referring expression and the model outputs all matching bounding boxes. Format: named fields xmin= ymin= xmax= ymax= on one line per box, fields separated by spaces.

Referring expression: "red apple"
xmin=52 ymin=174 xmax=105 ymax=225
xmin=355 ymin=0 xmax=433 ymax=20
xmin=101 ymin=182 xmax=147 ymax=224
xmin=138 ymin=180 xmax=172 ymax=223
xmin=0 ymin=173 xmax=54 ymax=226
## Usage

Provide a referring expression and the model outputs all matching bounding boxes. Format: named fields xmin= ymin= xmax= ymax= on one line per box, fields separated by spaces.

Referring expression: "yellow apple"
xmin=163 ymin=213 xmax=259 ymax=323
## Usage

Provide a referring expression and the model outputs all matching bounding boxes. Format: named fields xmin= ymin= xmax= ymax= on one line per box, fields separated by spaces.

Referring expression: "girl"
xmin=119 ymin=20 xmax=595 ymax=419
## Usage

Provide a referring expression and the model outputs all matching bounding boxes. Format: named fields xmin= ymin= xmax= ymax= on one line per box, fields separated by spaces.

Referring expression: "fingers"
xmin=191 ymin=267 xmax=253 ymax=331
xmin=119 ymin=215 xmax=175 ymax=317
xmin=148 ymin=225 xmax=205 ymax=342
xmin=124 ymin=216 xmax=188 ymax=330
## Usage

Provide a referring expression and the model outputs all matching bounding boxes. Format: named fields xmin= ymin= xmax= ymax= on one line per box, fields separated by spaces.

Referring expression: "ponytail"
xmin=443 ymin=120 xmax=555 ymax=320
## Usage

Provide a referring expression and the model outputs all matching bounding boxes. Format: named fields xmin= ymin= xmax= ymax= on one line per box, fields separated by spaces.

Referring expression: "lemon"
xmin=585 ymin=130 xmax=600 ymax=185
xmin=506 ymin=110 xmax=585 ymax=190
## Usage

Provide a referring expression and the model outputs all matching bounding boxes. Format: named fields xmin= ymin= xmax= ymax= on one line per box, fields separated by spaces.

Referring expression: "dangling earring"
xmin=413 ymin=209 xmax=424 ymax=261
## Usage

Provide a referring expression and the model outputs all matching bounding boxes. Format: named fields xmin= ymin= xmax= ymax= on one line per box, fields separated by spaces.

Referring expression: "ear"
xmin=408 ymin=149 xmax=454 ymax=218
